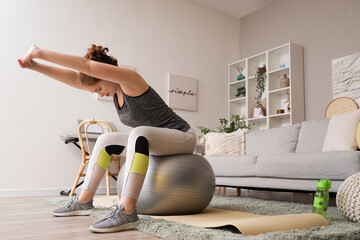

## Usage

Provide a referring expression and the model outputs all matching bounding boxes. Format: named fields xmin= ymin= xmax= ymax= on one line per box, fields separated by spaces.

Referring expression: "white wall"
xmin=239 ymin=0 xmax=360 ymax=120
xmin=0 ymin=0 xmax=240 ymax=196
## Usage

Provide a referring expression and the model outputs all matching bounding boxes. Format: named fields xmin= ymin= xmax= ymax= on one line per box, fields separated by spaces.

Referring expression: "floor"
xmin=0 ymin=188 xmax=336 ymax=239
xmin=0 ymin=196 xmax=160 ymax=240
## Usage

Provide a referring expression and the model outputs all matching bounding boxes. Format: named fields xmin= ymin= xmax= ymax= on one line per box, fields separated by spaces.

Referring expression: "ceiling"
xmin=186 ymin=0 xmax=278 ymax=19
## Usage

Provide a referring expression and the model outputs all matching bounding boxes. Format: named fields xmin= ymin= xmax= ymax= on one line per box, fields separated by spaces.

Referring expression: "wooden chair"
xmin=69 ymin=118 xmax=121 ymax=196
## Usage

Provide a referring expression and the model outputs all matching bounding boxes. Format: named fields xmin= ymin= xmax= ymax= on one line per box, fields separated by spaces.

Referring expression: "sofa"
xmin=197 ymin=114 xmax=360 ymax=193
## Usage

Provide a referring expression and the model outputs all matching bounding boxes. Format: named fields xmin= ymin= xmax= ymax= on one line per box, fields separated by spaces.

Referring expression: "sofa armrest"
xmin=195 ymin=143 xmax=205 ymax=155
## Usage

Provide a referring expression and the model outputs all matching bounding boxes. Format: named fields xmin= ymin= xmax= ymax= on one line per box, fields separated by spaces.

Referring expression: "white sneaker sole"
xmin=51 ymin=209 xmax=92 ymax=217
xmin=89 ymin=221 xmax=139 ymax=233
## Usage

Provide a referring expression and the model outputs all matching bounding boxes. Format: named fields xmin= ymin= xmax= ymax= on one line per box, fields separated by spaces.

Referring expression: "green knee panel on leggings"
xmin=97 ymin=148 xmax=111 ymax=170
xmin=130 ymin=153 xmax=149 ymax=175
xmin=97 ymin=145 xmax=125 ymax=171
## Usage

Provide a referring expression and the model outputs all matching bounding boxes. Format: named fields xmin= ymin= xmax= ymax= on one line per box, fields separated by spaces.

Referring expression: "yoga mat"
xmin=151 ymin=208 xmax=329 ymax=236
xmin=93 ymin=196 xmax=329 ymax=236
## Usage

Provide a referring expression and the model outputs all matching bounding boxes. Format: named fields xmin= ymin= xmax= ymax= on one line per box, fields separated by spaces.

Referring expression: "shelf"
xmin=248 ymin=116 xmax=268 ymax=130
xmin=268 ymin=67 xmax=290 ymax=91
xmin=229 ymin=79 xmax=246 ymax=86
xmin=269 ymin=67 xmax=290 ymax=75
xmin=229 ymin=81 xmax=246 ymax=101
xmin=248 ymin=52 xmax=266 ymax=64
xmin=229 ymin=97 xmax=246 ymax=104
xmin=269 ymin=113 xmax=290 ymax=119
xmin=269 ymin=113 xmax=291 ymax=128
xmin=269 ymin=87 xmax=290 ymax=95
xmin=268 ymin=44 xmax=290 ymax=72
xmin=229 ymin=60 xmax=246 ymax=84
xmin=248 ymin=116 xmax=267 ymax=121
xmin=228 ymin=42 xmax=304 ymax=130
xmin=248 ymin=53 xmax=266 ymax=76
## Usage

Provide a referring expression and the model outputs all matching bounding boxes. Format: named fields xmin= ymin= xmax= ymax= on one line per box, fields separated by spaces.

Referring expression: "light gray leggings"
xmin=82 ymin=126 xmax=197 ymax=199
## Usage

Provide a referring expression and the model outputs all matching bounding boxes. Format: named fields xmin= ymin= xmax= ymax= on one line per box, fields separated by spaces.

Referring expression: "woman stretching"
xmin=18 ymin=45 xmax=197 ymax=233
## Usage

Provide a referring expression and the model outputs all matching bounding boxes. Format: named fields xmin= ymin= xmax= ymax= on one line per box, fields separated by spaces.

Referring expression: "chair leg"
xmin=223 ymin=187 xmax=226 ymax=195
xmin=217 ymin=186 xmax=220 ymax=195
xmin=70 ymin=162 xmax=87 ymax=196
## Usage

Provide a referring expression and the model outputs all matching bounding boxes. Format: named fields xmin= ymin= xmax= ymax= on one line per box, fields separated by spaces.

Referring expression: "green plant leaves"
xmin=197 ymin=114 xmax=253 ymax=139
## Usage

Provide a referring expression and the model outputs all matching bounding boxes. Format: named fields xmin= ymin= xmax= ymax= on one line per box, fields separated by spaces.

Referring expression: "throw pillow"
xmin=322 ymin=110 xmax=360 ymax=152
xmin=322 ymin=109 xmax=360 ymax=152
xmin=295 ymin=118 xmax=330 ymax=153
xmin=200 ymin=129 xmax=248 ymax=156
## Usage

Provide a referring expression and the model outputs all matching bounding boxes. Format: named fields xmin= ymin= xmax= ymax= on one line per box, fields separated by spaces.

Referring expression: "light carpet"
xmin=46 ymin=195 xmax=360 ymax=240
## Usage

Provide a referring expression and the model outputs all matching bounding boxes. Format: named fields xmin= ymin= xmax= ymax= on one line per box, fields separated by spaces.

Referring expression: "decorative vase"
xmin=237 ymin=73 xmax=245 ymax=81
xmin=253 ymin=107 xmax=265 ymax=118
xmin=280 ymin=74 xmax=289 ymax=88
xmin=261 ymin=98 xmax=267 ymax=116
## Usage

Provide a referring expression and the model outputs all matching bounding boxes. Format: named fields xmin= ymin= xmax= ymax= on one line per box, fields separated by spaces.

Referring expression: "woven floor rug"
xmin=46 ymin=195 xmax=360 ymax=240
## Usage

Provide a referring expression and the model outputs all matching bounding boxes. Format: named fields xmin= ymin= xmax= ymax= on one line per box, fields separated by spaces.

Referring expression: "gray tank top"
xmin=113 ymin=86 xmax=190 ymax=132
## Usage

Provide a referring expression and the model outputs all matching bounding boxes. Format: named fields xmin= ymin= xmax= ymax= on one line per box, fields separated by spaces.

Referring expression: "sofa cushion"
xmin=204 ymin=155 xmax=257 ymax=177
xmin=255 ymin=151 xmax=360 ymax=180
xmin=200 ymin=129 xmax=248 ymax=156
xmin=246 ymin=124 xmax=301 ymax=155
xmin=322 ymin=109 xmax=360 ymax=152
xmin=295 ymin=118 xmax=330 ymax=153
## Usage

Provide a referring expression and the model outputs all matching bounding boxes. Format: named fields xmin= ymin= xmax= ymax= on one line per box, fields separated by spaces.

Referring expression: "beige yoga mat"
xmin=151 ymin=208 xmax=329 ymax=236
xmin=94 ymin=196 xmax=329 ymax=236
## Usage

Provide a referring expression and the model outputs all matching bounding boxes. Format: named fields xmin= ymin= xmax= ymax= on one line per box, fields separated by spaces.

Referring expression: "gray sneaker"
xmin=51 ymin=196 xmax=94 ymax=217
xmin=89 ymin=204 xmax=139 ymax=233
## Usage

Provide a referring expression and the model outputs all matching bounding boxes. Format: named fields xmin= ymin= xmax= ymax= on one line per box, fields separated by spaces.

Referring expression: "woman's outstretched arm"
xmin=20 ymin=45 xmax=146 ymax=90
xmin=17 ymin=59 xmax=84 ymax=90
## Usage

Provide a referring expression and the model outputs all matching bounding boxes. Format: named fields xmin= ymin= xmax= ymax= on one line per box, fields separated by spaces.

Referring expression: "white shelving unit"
xmin=228 ymin=43 xmax=304 ymax=130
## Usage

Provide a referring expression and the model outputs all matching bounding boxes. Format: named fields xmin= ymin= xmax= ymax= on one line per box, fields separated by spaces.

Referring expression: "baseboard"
xmin=0 ymin=187 xmax=117 ymax=197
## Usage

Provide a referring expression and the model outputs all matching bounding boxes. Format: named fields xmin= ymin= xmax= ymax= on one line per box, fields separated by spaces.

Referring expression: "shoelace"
xmin=105 ymin=200 xmax=122 ymax=220
xmin=66 ymin=194 xmax=77 ymax=209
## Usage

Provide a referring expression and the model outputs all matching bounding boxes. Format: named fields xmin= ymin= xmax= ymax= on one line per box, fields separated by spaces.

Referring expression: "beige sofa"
xmin=197 ymin=118 xmax=360 ymax=193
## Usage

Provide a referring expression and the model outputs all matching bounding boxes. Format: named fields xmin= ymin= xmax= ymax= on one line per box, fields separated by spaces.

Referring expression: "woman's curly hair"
xmin=80 ymin=44 xmax=118 ymax=86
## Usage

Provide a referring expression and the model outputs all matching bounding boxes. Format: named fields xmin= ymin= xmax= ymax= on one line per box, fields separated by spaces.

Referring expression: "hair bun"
xmin=84 ymin=44 xmax=118 ymax=66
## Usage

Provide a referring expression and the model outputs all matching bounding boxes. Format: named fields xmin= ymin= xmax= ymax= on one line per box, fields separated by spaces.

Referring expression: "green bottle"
xmin=312 ymin=179 xmax=331 ymax=218
xmin=321 ymin=179 xmax=331 ymax=213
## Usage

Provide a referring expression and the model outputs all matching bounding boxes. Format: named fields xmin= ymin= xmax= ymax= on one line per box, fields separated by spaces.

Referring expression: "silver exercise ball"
xmin=117 ymin=154 xmax=215 ymax=215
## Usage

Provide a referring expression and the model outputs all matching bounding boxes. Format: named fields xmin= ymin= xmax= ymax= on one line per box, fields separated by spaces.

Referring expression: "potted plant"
xmin=253 ymin=64 xmax=266 ymax=117
xmin=197 ymin=114 xmax=253 ymax=139
xmin=235 ymin=86 xmax=246 ymax=98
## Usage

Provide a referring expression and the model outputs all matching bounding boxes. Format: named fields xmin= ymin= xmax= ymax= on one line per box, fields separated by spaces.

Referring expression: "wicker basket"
xmin=325 ymin=97 xmax=359 ymax=119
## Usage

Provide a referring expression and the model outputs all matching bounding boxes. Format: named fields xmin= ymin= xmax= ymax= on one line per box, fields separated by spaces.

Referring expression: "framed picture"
xmin=168 ymin=73 xmax=198 ymax=112
xmin=332 ymin=52 xmax=360 ymax=105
